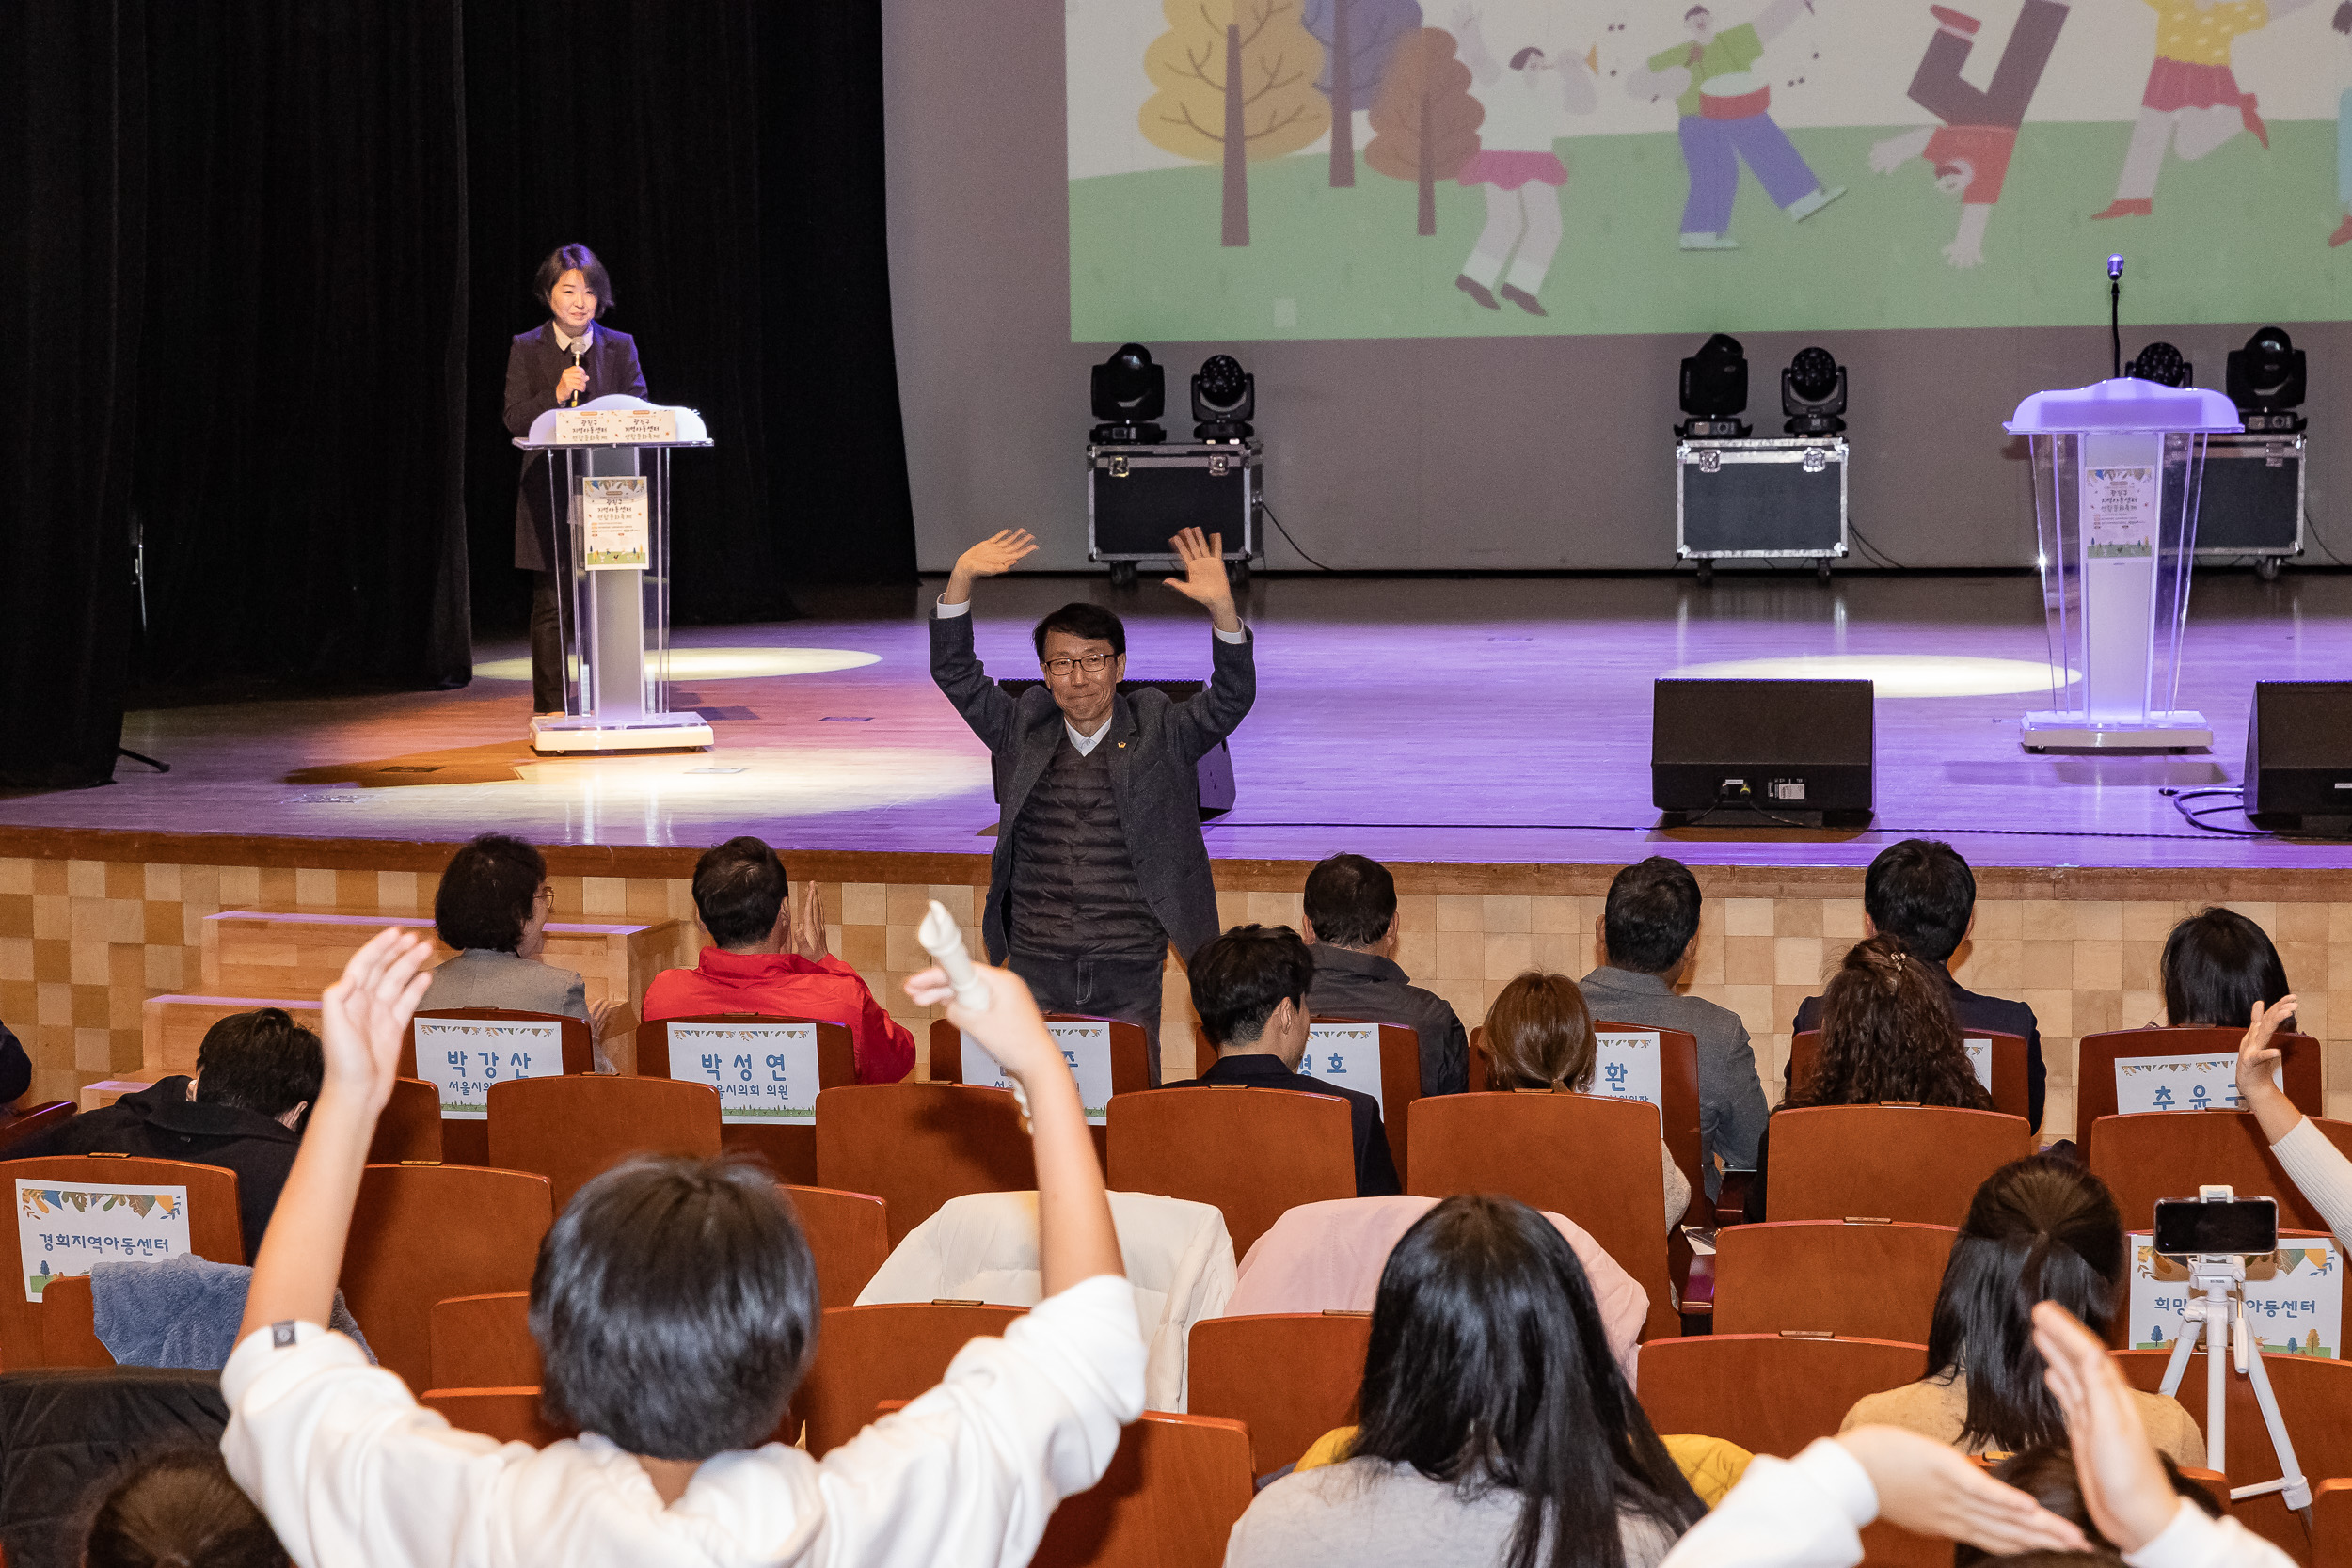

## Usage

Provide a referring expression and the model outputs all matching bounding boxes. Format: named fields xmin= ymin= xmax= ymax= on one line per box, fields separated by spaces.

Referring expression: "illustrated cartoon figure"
xmin=1868 ymin=2 xmax=2068 ymax=268
xmin=2092 ymin=0 xmax=2319 ymax=221
xmin=1625 ymin=0 xmax=1845 ymax=250
xmin=1452 ymin=8 xmax=1597 ymax=314
xmin=2333 ymin=2 xmax=2352 ymax=245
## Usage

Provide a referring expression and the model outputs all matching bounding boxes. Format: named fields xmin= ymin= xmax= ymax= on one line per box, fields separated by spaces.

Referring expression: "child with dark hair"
xmin=1841 ymin=1156 xmax=2202 ymax=1466
xmin=1952 ymin=1443 xmax=2220 ymax=1565
xmin=85 ymin=1449 xmax=288 ymax=1568
xmin=220 ymin=929 xmax=1137 ymax=1568
xmin=1228 ymin=1194 xmax=1704 ymax=1568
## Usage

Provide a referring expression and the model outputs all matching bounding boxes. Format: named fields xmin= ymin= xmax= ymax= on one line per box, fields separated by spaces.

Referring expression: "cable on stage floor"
xmin=2162 ymin=786 xmax=2275 ymax=838
xmin=1256 ymin=499 xmax=1337 ymax=573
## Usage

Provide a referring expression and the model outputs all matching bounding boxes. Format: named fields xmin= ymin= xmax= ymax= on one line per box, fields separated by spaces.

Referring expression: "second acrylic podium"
xmin=516 ymin=394 xmax=715 ymax=754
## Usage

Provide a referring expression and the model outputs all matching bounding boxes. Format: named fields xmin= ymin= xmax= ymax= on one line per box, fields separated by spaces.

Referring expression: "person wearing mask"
xmin=1578 ymin=856 xmax=1768 ymax=1199
xmin=1841 ymin=1155 xmax=2203 ymax=1466
xmin=1161 ymin=925 xmax=1400 ymax=1197
xmin=1226 ymin=1193 xmax=1706 ymax=1568
xmin=930 ymin=526 xmax=1253 ymax=1081
xmin=1482 ymin=971 xmax=1690 ymax=1229
xmin=501 ymin=243 xmax=648 ymax=717
xmin=1301 ymin=853 xmax=1468 ymax=1098
xmin=1752 ymin=933 xmax=1994 ymax=1221
xmin=1792 ymin=839 xmax=2043 ymax=1132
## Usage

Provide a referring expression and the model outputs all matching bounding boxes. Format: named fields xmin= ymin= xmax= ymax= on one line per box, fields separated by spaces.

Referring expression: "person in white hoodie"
xmin=218 ymin=927 xmax=1143 ymax=1568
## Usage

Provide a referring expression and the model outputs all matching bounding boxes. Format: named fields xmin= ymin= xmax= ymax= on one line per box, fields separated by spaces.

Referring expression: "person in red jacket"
xmin=643 ymin=838 xmax=915 ymax=1084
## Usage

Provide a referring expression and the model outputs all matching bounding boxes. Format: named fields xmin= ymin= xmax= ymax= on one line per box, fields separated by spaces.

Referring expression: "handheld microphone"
xmin=567 ymin=342 xmax=585 ymax=408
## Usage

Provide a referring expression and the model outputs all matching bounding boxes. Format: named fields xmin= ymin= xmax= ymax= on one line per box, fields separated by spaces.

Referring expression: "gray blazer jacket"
xmin=421 ymin=949 xmax=590 ymax=1023
xmin=930 ymin=610 xmax=1254 ymax=967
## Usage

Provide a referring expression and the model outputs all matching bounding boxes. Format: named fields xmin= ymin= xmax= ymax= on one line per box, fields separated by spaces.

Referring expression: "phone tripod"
xmin=2156 ymin=1251 xmax=2312 ymax=1522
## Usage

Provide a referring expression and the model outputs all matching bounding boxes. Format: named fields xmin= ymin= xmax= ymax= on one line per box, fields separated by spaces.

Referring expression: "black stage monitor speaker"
xmin=994 ymin=678 xmax=1235 ymax=819
xmin=1652 ymin=678 xmax=1874 ymax=825
xmin=2244 ymin=681 xmax=2352 ymax=831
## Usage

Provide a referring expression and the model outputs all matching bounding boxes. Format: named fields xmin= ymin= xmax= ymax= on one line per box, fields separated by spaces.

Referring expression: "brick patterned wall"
xmin=7 ymin=847 xmax=2348 ymax=1135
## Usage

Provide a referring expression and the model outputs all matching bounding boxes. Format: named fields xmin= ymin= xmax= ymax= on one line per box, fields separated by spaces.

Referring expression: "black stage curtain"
xmin=4 ymin=3 xmax=145 ymax=788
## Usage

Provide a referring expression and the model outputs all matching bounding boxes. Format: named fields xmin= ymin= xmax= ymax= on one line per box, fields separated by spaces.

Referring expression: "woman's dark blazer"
xmin=502 ymin=321 xmax=648 ymax=572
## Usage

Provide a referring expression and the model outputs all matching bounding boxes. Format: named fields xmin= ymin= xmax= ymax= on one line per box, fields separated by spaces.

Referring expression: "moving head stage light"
xmin=1678 ymin=334 xmax=1750 ymax=438
xmin=1192 ymin=354 xmax=1255 ymax=441
xmin=1782 ymin=346 xmax=1847 ymax=436
xmin=1091 ymin=343 xmax=1167 ymax=443
xmin=2127 ymin=341 xmax=2193 ymax=388
xmin=2228 ymin=326 xmax=2307 ymax=433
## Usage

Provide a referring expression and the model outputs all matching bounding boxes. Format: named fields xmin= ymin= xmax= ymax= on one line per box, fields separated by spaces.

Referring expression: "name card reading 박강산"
xmin=552 ymin=406 xmax=677 ymax=445
xmin=670 ymin=1022 xmax=821 ymax=1123
xmin=415 ymin=1018 xmax=565 ymax=1120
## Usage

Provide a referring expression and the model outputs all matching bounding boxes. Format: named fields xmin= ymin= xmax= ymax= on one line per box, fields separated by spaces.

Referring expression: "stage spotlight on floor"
xmin=1192 ymin=354 xmax=1255 ymax=441
xmin=2227 ymin=326 xmax=2307 ymax=434
xmin=473 ymin=647 xmax=880 ymax=683
xmin=1677 ymin=333 xmax=1750 ymax=438
xmin=1090 ymin=342 xmax=1167 ymax=443
xmin=1665 ymin=653 xmax=2074 ymax=700
xmin=2127 ymin=341 xmax=2193 ymax=388
xmin=1782 ymin=346 xmax=1847 ymax=436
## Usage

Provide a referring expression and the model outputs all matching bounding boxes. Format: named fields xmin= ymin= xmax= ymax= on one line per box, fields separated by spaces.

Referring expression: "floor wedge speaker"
xmin=1652 ymin=678 xmax=1874 ymax=825
xmin=2245 ymin=681 xmax=2352 ymax=831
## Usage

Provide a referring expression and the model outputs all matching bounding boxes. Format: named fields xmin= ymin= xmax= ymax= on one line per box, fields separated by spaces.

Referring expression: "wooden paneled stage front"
xmin=8 ymin=571 xmax=2352 ymax=1132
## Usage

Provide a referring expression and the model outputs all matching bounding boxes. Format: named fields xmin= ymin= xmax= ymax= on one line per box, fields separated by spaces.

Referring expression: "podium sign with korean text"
xmin=416 ymin=1018 xmax=565 ymax=1120
xmin=962 ymin=1021 xmax=1117 ymax=1125
xmin=1300 ymin=1022 xmax=1382 ymax=1115
xmin=580 ymin=476 xmax=648 ymax=570
xmin=2114 ymin=1053 xmax=2277 ymax=1116
xmin=552 ymin=406 xmax=678 ymax=445
xmin=670 ymin=1022 xmax=821 ymax=1123
xmin=18 ymin=1180 xmax=192 ymax=1302
xmin=2128 ymin=1231 xmax=2340 ymax=1357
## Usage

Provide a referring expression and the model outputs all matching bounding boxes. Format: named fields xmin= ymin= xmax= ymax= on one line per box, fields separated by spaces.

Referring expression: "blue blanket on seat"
xmin=87 ymin=1254 xmax=373 ymax=1370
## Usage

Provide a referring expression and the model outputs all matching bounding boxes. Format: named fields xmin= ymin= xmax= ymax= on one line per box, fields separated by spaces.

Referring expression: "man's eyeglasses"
xmin=534 ymin=884 xmax=555 ymax=907
xmin=1042 ymin=653 xmax=1114 ymax=677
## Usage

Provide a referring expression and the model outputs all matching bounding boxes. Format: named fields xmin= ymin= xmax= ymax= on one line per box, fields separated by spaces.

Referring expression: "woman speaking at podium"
xmin=501 ymin=243 xmax=647 ymax=716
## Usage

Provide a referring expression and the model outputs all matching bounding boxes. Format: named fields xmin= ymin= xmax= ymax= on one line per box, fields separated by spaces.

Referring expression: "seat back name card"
xmin=553 ymin=406 xmax=677 ymax=444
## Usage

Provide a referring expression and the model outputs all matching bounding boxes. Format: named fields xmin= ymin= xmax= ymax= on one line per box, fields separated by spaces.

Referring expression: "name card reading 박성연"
xmin=669 ymin=1022 xmax=822 ymax=1123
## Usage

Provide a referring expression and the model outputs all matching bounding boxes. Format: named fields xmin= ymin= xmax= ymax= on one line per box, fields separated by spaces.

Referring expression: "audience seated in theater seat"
xmin=1224 ymin=1194 xmax=1704 ymax=1568
xmin=1223 ymin=1194 xmax=1646 ymax=1385
xmin=1841 ymin=1155 xmax=2203 ymax=1468
xmin=14 ymin=1008 xmax=321 ymax=1260
xmin=643 ymin=836 xmax=915 ymax=1083
xmin=1159 ymin=925 xmax=1401 ymax=1198
xmin=1578 ymin=856 xmax=1769 ymax=1198
xmin=1749 ymin=933 xmax=1995 ymax=1222
xmin=1301 ymin=854 xmax=1468 ymax=1097
xmin=2158 ymin=907 xmax=2296 ymax=1031
xmin=1951 ymin=1443 xmax=2219 ymax=1566
xmin=1791 ymin=839 xmax=2044 ymax=1132
xmin=1480 ymin=971 xmax=1690 ymax=1229
xmin=220 ymin=930 xmax=1145 ymax=1568
xmin=84 ymin=1449 xmax=288 ymax=1568
xmin=419 ymin=833 xmax=612 ymax=1069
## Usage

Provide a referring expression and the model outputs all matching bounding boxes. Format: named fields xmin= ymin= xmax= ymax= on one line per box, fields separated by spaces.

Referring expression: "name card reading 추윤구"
xmin=552 ymin=405 xmax=678 ymax=446
xmin=963 ymin=1020 xmax=1117 ymax=1125
xmin=415 ymin=1018 xmax=566 ymax=1120
xmin=1299 ymin=1022 xmax=1384 ymax=1116
xmin=2113 ymin=1053 xmax=2277 ymax=1116
xmin=668 ymin=1022 xmax=822 ymax=1123
xmin=18 ymin=1180 xmax=192 ymax=1302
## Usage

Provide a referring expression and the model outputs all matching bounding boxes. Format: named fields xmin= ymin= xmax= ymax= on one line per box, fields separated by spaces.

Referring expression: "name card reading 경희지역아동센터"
xmin=18 ymin=1180 xmax=192 ymax=1302
xmin=669 ymin=1022 xmax=821 ymax=1123
xmin=2129 ymin=1230 xmax=2340 ymax=1357
xmin=415 ymin=1017 xmax=566 ymax=1120
xmin=963 ymin=1020 xmax=1117 ymax=1125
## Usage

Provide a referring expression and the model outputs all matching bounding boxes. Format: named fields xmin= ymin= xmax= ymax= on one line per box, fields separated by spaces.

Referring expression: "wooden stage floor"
xmin=9 ymin=571 xmax=2352 ymax=873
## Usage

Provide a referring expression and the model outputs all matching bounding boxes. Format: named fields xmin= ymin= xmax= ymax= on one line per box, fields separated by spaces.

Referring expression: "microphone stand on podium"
xmin=516 ymin=394 xmax=716 ymax=754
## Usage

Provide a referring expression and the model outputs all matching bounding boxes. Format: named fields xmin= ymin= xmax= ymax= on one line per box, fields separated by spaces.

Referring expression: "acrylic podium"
xmin=2005 ymin=378 xmax=2241 ymax=752
xmin=516 ymin=395 xmax=715 ymax=754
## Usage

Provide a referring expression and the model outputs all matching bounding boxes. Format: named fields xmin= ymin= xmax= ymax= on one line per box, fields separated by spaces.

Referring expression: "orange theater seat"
xmin=796 ymin=1303 xmax=1025 ymax=1458
xmin=1767 ymin=1105 xmax=2032 ymax=1227
xmin=1711 ymin=1221 xmax=1957 ymax=1343
xmin=342 ymin=1164 xmax=553 ymax=1391
xmin=485 ymin=1074 xmax=721 ymax=1212
xmin=1637 ymin=1334 xmax=1928 ymax=1459
xmin=779 ymin=1184 xmax=890 ymax=1308
xmin=1107 ymin=1087 xmax=1354 ymax=1259
xmin=1187 ymin=1312 xmax=1371 ymax=1473
xmin=815 ymin=1085 xmax=1032 ymax=1247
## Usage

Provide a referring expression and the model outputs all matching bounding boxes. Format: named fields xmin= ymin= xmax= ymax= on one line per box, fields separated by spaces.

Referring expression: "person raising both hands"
xmin=218 ymin=927 xmax=1138 ymax=1568
xmin=930 ymin=526 xmax=1255 ymax=1083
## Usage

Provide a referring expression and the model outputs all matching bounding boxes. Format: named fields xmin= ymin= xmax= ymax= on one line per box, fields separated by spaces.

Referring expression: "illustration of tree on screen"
xmin=1305 ymin=0 xmax=1423 ymax=186
xmin=1141 ymin=0 xmax=1331 ymax=246
xmin=1365 ymin=28 xmax=1481 ymax=235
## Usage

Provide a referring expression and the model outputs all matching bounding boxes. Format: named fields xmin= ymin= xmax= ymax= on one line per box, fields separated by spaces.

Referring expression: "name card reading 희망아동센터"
xmin=2129 ymin=1230 xmax=2340 ymax=1357
xmin=668 ymin=1022 xmax=821 ymax=1123
xmin=415 ymin=1017 xmax=566 ymax=1120
xmin=962 ymin=1020 xmax=1118 ymax=1125
xmin=2114 ymin=1053 xmax=2278 ymax=1116
xmin=552 ymin=405 xmax=677 ymax=445
xmin=18 ymin=1180 xmax=192 ymax=1302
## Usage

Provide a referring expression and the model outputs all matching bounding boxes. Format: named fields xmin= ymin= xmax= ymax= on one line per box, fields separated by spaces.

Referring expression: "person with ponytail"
xmin=1839 ymin=1155 xmax=2204 ymax=1466
xmin=1227 ymin=1194 xmax=1706 ymax=1568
